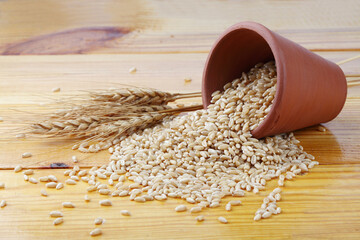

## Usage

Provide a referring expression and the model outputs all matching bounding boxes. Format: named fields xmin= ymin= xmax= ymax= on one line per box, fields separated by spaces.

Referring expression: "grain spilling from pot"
xmin=16 ymin=60 xmax=319 ymax=237
xmin=61 ymin=61 xmax=317 ymax=222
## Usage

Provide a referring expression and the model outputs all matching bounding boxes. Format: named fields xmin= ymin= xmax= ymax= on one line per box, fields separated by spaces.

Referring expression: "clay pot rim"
xmin=202 ymin=21 xmax=284 ymax=138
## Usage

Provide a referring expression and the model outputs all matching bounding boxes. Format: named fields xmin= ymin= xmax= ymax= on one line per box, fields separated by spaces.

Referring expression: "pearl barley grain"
xmin=46 ymin=182 xmax=57 ymax=188
xmin=94 ymin=218 xmax=104 ymax=225
xmin=190 ymin=207 xmax=202 ymax=213
xmin=225 ymin=203 xmax=232 ymax=211
xmin=39 ymin=176 xmax=49 ymax=182
xmin=175 ymin=205 xmax=187 ymax=212
xmin=41 ymin=189 xmax=48 ymax=197
xmin=120 ymin=210 xmax=131 ymax=216
xmin=262 ymin=211 xmax=272 ymax=219
xmin=229 ymin=200 xmax=241 ymax=206
xmin=24 ymin=170 xmax=34 ymax=175
xmin=218 ymin=217 xmax=228 ymax=224
xmin=62 ymin=202 xmax=75 ymax=208
xmin=56 ymin=183 xmax=64 ymax=190
xmin=0 ymin=200 xmax=6 ymax=208
xmin=90 ymin=228 xmax=102 ymax=237
xmin=196 ymin=215 xmax=205 ymax=222
xmin=14 ymin=165 xmax=22 ymax=173
xmin=52 ymin=87 xmax=61 ymax=93
xmin=99 ymin=199 xmax=112 ymax=206
xmin=65 ymin=179 xmax=77 ymax=185
xmin=29 ymin=177 xmax=38 ymax=184
xmin=84 ymin=195 xmax=91 ymax=202
xmin=48 ymin=175 xmax=58 ymax=182
xmin=50 ymin=211 xmax=63 ymax=218
xmin=254 ymin=214 xmax=262 ymax=221
xmin=53 ymin=217 xmax=64 ymax=225
xmin=22 ymin=152 xmax=32 ymax=158
xmin=129 ymin=67 xmax=137 ymax=74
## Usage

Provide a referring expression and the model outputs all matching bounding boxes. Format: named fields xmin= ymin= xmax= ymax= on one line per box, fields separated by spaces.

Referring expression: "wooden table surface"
xmin=1 ymin=0 xmax=360 ymax=239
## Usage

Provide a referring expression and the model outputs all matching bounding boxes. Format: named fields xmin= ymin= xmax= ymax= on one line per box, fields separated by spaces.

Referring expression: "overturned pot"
xmin=202 ymin=21 xmax=347 ymax=139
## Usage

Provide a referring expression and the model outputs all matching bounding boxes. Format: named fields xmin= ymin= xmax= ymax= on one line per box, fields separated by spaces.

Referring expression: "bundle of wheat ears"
xmin=29 ymin=88 xmax=202 ymax=152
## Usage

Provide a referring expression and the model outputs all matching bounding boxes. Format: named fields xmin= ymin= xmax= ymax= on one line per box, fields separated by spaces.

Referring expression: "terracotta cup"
xmin=202 ymin=21 xmax=347 ymax=139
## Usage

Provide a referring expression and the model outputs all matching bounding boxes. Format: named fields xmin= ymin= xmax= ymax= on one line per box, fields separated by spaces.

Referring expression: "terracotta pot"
xmin=202 ymin=21 xmax=347 ymax=139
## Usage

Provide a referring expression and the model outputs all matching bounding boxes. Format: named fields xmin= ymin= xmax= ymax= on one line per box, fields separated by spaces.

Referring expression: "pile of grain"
xmin=7 ymin=61 xmax=318 ymax=234
xmin=74 ymin=61 xmax=318 ymax=221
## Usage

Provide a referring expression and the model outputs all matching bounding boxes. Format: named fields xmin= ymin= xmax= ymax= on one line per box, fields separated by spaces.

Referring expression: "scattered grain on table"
xmin=50 ymin=211 xmax=63 ymax=218
xmin=94 ymin=217 xmax=104 ymax=225
xmin=41 ymin=189 xmax=48 ymax=197
xmin=90 ymin=228 xmax=102 ymax=237
xmin=62 ymin=202 xmax=75 ymax=208
xmin=129 ymin=67 xmax=137 ymax=73
xmin=120 ymin=210 xmax=131 ymax=216
xmin=14 ymin=165 xmax=22 ymax=173
xmin=52 ymin=87 xmax=61 ymax=93
xmin=99 ymin=199 xmax=112 ymax=206
xmin=22 ymin=152 xmax=32 ymax=158
xmin=53 ymin=217 xmax=64 ymax=225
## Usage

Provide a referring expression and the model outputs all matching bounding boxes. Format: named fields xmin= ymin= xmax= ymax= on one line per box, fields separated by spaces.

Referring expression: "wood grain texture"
xmin=0 ymin=0 xmax=360 ymax=239
xmin=0 ymin=167 xmax=359 ymax=239
xmin=0 ymin=0 xmax=360 ymax=54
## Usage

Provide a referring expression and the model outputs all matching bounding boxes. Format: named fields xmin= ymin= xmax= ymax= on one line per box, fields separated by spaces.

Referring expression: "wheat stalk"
xmin=27 ymin=87 xmax=203 ymax=152
xmin=89 ymin=88 xmax=201 ymax=105
xmin=31 ymin=104 xmax=171 ymax=136
xmin=75 ymin=105 xmax=203 ymax=153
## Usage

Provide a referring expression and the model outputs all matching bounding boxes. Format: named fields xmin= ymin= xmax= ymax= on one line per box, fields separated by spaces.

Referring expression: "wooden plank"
xmin=0 ymin=166 xmax=359 ymax=239
xmin=0 ymin=0 xmax=360 ymax=54
xmin=0 ymin=52 xmax=359 ymax=168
